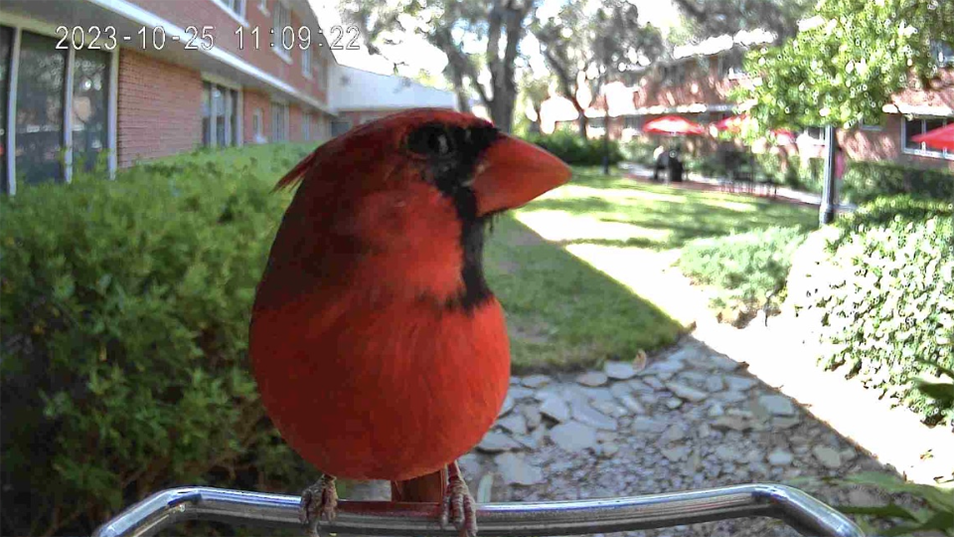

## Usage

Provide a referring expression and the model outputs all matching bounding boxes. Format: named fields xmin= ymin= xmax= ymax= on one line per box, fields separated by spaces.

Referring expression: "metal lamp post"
xmin=819 ymin=125 xmax=837 ymax=225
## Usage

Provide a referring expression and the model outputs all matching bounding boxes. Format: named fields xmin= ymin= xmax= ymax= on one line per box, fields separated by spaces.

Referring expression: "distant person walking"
xmin=652 ymin=144 xmax=667 ymax=181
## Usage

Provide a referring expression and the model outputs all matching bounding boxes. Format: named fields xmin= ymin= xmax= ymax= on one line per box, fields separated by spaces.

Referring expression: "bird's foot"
xmin=440 ymin=462 xmax=478 ymax=537
xmin=300 ymin=474 xmax=338 ymax=537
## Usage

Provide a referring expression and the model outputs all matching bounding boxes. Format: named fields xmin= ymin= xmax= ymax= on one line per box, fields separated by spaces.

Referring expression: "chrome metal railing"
xmin=92 ymin=483 xmax=865 ymax=537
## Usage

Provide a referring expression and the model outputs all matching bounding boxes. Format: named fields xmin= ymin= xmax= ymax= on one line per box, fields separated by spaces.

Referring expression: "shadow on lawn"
xmin=485 ymin=215 xmax=685 ymax=374
xmin=529 ymin=184 xmax=817 ymax=251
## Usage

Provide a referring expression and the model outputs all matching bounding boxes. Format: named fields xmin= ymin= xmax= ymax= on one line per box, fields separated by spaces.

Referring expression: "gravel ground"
xmin=348 ymin=336 xmax=902 ymax=536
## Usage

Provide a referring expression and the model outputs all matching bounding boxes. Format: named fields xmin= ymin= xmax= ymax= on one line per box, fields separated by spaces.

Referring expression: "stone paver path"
xmin=459 ymin=337 xmax=890 ymax=536
xmin=347 ymin=336 xmax=899 ymax=536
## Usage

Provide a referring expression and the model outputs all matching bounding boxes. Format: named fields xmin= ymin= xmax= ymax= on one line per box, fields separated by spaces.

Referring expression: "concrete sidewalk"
xmin=618 ymin=161 xmax=857 ymax=213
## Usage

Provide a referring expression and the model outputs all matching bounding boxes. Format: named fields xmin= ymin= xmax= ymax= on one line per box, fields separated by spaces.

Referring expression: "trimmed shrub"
xmin=524 ymin=131 xmax=623 ymax=166
xmin=677 ymin=226 xmax=810 ymax=325
xmin=755 ymin=153 xmax=825 ymax=193
xmin=786 ymin=197 xmax=954 ymax=427
xmin=841 ymin=160 xmax=954 ymax=204
xmin=0 ymin=144 xmax=321 ymax=536
xmin=620 ymin=139 xmax=657 ymax=166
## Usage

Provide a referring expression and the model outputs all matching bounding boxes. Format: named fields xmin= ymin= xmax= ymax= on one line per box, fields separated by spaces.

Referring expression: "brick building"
xmin=1 ymin=0 xmax=336 ymax=194
xmin=547 ymin=30 xmax=954 ymax=171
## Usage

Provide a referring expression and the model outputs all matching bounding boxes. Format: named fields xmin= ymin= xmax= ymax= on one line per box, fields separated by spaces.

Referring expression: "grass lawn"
xmin=487 ymin=167 xmax=818 ymax=373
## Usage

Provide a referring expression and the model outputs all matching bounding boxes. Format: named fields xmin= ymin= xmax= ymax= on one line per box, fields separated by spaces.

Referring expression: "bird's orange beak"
xmin=472 ymin=134 xmax=572 ymax=216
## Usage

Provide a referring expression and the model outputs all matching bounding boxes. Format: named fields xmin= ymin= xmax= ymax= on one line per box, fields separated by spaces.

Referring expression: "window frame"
xmin=803 ymin=126 xmax=829 ymax=144
xmin=272 ymin=1 xmax=293 ymax=64
xmin=1 ymin=20 xmax=118 ymax=195
xmin=588 ymin=116 xmax=606 ymax=130
xmin=302 ymin=111 xmax=311 ymax=140
xmin=271 ymin=101 xmax=289 ymax=142
xmin=301 ymin=44 xmax=312 ymax=79
xmin=623 ymin=115 xmax=642 ymax=130
xmin=252 ymin=108 xmax=262 ymax=142
xmin=901 ymin=116 xmax=954 ymax=160
xmin=209 ymin=0 xmax=249 ymax=27
xmin=201 ymin=77 xmax=243 ymax=149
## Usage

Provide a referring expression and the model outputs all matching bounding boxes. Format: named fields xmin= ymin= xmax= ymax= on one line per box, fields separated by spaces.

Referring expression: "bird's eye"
xmin=406 ymin=124 xmax=456 ymax=158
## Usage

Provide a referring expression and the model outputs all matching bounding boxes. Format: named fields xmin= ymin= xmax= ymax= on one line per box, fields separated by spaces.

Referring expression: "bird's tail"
xmin=390 ymin=467 xmax=448 ymax=502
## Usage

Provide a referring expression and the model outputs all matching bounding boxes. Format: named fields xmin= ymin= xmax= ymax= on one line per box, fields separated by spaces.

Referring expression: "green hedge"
xmin=677 ymin=226 xmax=810 ymax=325
xmin=524 ymin=130 xmax=623 ymax=166
xmin=841 ymin=160 xmax=954 ymax=204
xmin=620 ymin=139 xmax=657 ymax=166
xmin=786 ymin=196 xmax=954 ymax=426
xmin=0 ymin=144 xmax=321 ymax=536
xmin=755 ymin=153 xmax=825 ymax=193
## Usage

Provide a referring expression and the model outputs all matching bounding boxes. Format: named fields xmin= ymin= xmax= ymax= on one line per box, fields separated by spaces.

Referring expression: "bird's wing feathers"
xmin=276 ymin=149 xmax=320 ymax=190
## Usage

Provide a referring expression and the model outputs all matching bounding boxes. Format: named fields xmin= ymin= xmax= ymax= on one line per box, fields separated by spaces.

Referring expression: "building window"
xmin=72 ymin=49 xmax=110 ymax=171
xmin=623 ymin=116 xmax=642 ymax=130
xmin=252 ymin=108 xmax=264 ymax=143
xmin=903 ymin=116 xmax=952 ymax=159
xmin=933 ymin=41 xmax=954 ymax=67
xmin=1 ymin=26 xmax=13 ymax=191
xmin=271 ymin=101 xmax=288 ymax=141
xmin=214 ymin=0 xmax=246 ymax=19
xmin=273 ymin=2 xmax=291 ymax=50
xmin=803 ymin=126 xmax=828 ymax=143
xmin=589 ymin=117 xmax=606 ymax=129
xmin=302 ymin=112 xmax=311 ymax=140
xmin=202 ymin=81 xmax=239 ymax=148
xmin=717 ymin=53 xmax=745 ymax=79
xmin=661 ymin=63 xmax=686 ymax=86
xmin=16 ymin=31 xmax=67 ymax=186
xmin=2 ymin=26 xmax=115 ymax=193
xmin=302 ymin=45 xmax=312 ymax=78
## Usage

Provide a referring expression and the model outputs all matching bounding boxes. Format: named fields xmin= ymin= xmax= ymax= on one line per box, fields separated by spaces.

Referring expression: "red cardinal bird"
xmin=250 ymin=109 xmax=570 ymax=536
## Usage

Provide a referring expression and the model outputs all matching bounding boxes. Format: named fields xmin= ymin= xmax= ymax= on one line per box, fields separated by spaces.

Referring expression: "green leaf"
xmin=835 ymin=503 xmax=920 ymax=521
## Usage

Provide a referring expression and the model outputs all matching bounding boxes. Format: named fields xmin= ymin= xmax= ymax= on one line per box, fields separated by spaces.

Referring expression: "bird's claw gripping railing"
xmin=93 ymin=483 xmax=866 ymax=537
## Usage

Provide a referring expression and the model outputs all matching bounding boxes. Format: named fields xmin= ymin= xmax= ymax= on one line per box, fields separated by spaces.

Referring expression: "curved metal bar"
xmin=92 ymin=483 xmax=865 ymax=537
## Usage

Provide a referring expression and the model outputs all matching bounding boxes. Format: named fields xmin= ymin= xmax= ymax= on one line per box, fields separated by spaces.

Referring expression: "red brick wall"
xmin=117 ymin=49 xmax=202 ymax=167
xmin=633 ymin=56 xmax=745 ymax=109
xmin=289 ymin=104 xmax=302 ymax=142
xmin=127 ymin=0 xmax=330 ymax=107
xmin=840 ymin=116 xmax=954 ymax=171
xmin=243 ymin=89 xmax=270 ymax=144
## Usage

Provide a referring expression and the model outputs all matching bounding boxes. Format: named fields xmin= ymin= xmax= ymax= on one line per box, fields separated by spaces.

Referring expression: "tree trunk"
xmin=531 ymin=105 xmax=543 ymax=134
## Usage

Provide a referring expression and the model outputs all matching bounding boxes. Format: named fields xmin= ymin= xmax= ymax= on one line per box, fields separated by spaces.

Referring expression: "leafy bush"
xmin=841 ymin=160 xmax=954 ymax=205
xmin=829 ymin=195 xmax=954 ymax=250
xmin=619 ymin=139 xmax=657 ymax=166
xmin=786 ymin=197 xmax=954 ymax=426
xmin=755 ymin=153 xmax=825 ymax=193
xmin=835 ymin=472 xmax=954 ymax=536
xmin=524 ymin=130 xmax=623 ymax=166
xmin=0 ymin=144 xmax=321 ymax=536
xmin=684 ymin=152 xmax=730 ymax=179
xmin=677 ymin=226 xmax=809 ymax=325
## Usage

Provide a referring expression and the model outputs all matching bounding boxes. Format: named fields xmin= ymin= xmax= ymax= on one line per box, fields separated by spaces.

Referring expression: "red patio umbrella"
xmin=772 ymin=129 xmax=797 ymax=145
xmin=643 ymin=115 xmax=706 ymax=136
xmin=711 ymin=114 xmax=751 ymax=133
xmin=912 ymin=122 xmax=954 ymax=152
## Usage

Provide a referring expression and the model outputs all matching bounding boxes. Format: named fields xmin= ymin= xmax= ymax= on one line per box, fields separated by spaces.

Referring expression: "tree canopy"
xmin=342 ymin=0 xmax=538 ymax=132
xmin=741 ymin=0 xmax=954 ymax=130
xmin=532 ymin=0 xmax=662 ymax=136
xmin=672 ymin=0 xmax=814 ymax=42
